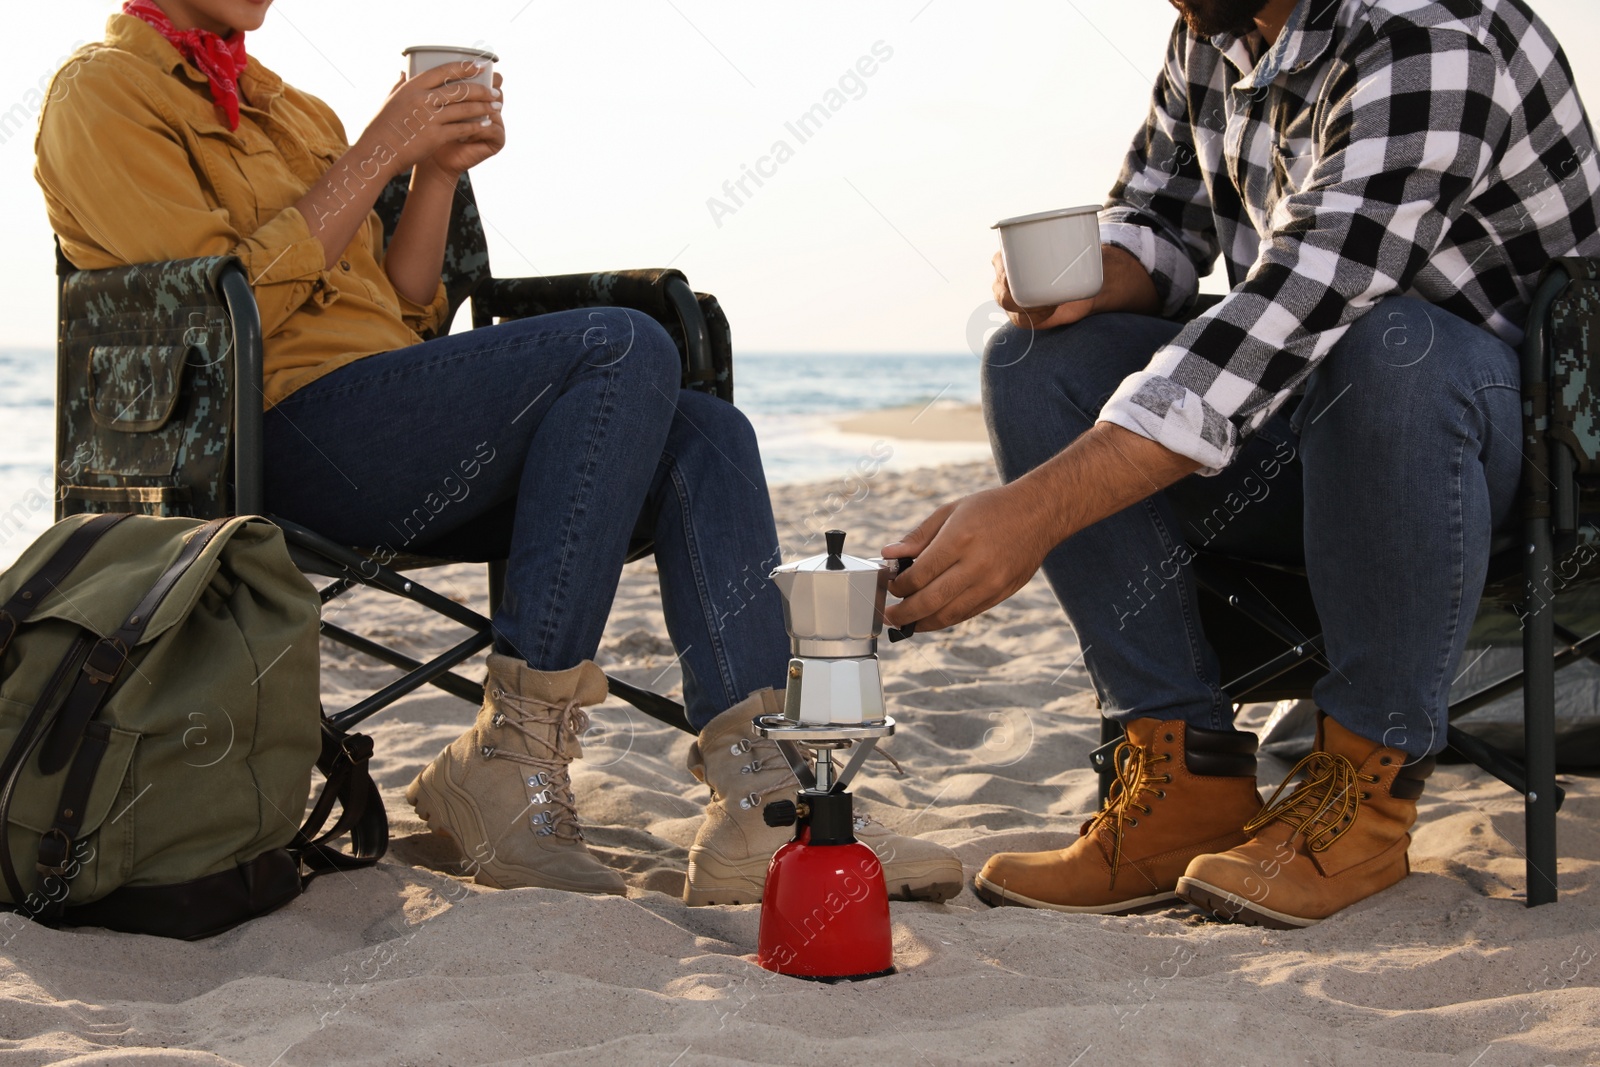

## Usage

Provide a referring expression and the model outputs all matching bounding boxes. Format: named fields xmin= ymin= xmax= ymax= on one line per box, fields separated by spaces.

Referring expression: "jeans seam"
xmin=1141 ymin=496 xmax=1229 ymax=728
xmin=529 ymin=358 xmax=622 ymax=667
xmin=664 ymin=451 xmax=740 ymax=711
xmin=1418 ymin=379 xmax=1519 ymax=755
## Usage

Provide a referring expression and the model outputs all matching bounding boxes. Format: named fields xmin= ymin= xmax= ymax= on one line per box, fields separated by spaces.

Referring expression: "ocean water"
xmin=0 ymin=348 xmax=986 ymax=566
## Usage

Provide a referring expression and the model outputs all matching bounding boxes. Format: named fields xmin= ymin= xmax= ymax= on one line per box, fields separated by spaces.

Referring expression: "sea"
xmin=0 ymin=348 xmax=987 ymax=567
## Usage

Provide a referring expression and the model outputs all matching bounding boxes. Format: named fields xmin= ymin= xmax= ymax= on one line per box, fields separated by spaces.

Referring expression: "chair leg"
xmin=1523 ymin=514 xmax=1559 ymax=906
xmin=1094 ymin=716 xmax=1123 ymax=806
xmin=487 ymin=559 xmax=507 ymax=616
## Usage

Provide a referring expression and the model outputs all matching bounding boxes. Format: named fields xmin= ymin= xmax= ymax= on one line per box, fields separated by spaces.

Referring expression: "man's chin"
xmin=1168 ymin=0 xmax=1270 ymax=37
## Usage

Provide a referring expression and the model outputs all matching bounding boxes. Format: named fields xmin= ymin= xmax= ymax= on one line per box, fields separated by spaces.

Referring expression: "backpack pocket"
xmin=0 ymin=699 xmax=140 ymax=909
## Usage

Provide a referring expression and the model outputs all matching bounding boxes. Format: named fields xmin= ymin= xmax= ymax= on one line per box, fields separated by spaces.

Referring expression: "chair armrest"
xmin=57 ymin=254 xmax=264 ymax=517
xmin=476 ymin=269 xmax=730 ymax=400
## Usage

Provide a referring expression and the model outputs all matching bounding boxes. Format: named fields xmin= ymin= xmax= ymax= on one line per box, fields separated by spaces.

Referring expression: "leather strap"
xmin=0 ymin=513 xmax=128 ymax=661
xmin=31 ymin=721 xmax=112 ymax=923
xmin=0 ymin=632 xmax=93 ymax=908
xmin=291 ymin=722 xmax=388 ymax=878
xmin=38 ymin=519 xmax=227 ymax=775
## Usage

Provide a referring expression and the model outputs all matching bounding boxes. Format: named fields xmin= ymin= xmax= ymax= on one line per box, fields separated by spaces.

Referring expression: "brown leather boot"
xmin=1176 ymin=714 xmax=1435 ymax=928
xmin=974 ymin=719 xmax=1262 ymax=913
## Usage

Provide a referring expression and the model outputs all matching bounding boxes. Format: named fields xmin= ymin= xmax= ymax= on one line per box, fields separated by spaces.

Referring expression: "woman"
xmin=35 ymin=0 xmax=960 ymax=902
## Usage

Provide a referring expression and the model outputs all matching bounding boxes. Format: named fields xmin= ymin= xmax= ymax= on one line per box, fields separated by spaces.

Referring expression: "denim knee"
xmin=582 ymin=308 xmax=682 ymax=392
xmin=671 ymin=390 xmax=763 ymax=470
xmin=1305 ymin=297 xmax=1519 ymax=438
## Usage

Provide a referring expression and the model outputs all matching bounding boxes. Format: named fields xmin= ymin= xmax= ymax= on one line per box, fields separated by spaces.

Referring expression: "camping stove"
xmin=756 ymin=530 xmax=903 ymax=982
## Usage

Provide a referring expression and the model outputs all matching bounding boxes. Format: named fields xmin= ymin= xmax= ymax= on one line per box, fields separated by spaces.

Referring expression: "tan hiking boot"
xmin=974 ymin=719 xmax=1263 ymax=913
xmin=405 ymin=654 xmax=626 ymax=896
xmin=1176 ymin=714 xmax=1435 ymax=928
xmin=683 ymin=690 xmax=964 ymax=906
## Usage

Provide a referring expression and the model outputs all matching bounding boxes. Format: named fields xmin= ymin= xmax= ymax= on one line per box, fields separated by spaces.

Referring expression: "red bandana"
xmin=123 ymin=0 xmax=249 ymax=130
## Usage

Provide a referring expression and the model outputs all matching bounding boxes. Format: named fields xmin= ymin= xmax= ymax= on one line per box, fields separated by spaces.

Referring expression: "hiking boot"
xmin=974 ymin=719 xmax=1262 ymax=913
xmin=1177 ymin=713 xmax=1435 ymax=928
xmin=405 ymin=654 xmax=626 ymax=896
xmin=683 ymin=690 xmax=964 ymax=906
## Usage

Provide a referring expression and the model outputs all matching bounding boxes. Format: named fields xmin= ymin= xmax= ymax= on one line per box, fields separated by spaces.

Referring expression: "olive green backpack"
xmin=0 ymin=513 xmax=386 ymax=939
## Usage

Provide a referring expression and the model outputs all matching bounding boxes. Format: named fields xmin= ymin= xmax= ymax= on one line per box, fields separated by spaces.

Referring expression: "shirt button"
xmin=339 ymin=260 xmax=352 ymax=271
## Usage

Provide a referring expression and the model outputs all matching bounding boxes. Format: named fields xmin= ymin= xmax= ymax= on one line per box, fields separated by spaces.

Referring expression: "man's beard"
xmin=1167 ymin=0 xmax=1271 ymax=37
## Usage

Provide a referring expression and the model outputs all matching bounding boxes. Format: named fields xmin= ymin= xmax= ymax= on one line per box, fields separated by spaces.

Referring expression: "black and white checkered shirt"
xmin=1097 ymin=0 xmax=1600 ymax=472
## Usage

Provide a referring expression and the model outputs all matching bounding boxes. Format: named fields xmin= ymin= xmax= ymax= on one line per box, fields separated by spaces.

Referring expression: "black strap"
xmin=0 ymin=632 xmax=92 ymax=909
xmin=0 ymin=513 xmax=128 ymax=661
xmin=38 ymin=518 xmax=228 ymax=775
xmin=30 ymin=721 xmax=112 ymax=924
xmin=290 ymin=721 xmax=387 ymax=879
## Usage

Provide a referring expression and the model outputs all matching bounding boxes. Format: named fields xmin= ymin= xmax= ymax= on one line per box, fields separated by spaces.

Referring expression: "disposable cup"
xmin=992 ymin=205 xmax=1103 ymax=308
xmin=402 ymin=45 xmax=498 ymax=90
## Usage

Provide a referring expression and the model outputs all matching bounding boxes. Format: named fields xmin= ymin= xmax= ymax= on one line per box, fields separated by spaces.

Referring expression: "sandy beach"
xmin=3 ymin=436 xmax=1599 ymax=1065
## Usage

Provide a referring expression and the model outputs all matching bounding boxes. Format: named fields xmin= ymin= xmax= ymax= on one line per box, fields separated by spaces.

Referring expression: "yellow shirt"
xmin=35 ymin=14 xmax=449 ymax=407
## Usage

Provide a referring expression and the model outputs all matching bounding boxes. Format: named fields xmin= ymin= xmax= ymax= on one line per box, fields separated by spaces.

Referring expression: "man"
xmin=883 ymin=0 xmax=1600 ymax=926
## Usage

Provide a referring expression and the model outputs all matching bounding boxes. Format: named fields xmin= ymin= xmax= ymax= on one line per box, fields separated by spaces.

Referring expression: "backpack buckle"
xmin=35 ymin=828 xmax=72 ymax=879
xmin=81 ymin=638 xmax=129 ymax=685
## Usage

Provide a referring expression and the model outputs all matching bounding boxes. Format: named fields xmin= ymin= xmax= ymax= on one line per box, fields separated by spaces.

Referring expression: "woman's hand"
xmin=356 ymin=62 xmax=503 ymax=181
xmin=429 ymin=71 xmax=506 ymax=178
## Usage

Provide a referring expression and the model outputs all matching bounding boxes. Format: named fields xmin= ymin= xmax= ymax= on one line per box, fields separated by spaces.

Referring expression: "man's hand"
xmin=993 ymin=245 xmax=1162 ymax=329
xmin=881 ymin=482 xmax=1059 ymax=632
xmin=883 ymin=423 xmax=1201 ymax=633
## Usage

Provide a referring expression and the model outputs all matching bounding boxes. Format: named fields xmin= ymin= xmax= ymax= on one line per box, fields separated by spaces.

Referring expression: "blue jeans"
xmin=263 ymin=308 xmax=790 ymax=731
xmin=983 ymin=297 xmax=1523 ymax=757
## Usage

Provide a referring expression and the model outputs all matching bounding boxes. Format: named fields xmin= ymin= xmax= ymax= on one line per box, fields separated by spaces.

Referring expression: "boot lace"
xmin=721 ymin=734 xmax=797 ymax=812
xmin=1085 ymin=739 xmax=1173 ymax=879
xmin=480 ymin=690 xmax=590 ymax=842
xmin=1243 ymin=751 xmax=1377 ymax=852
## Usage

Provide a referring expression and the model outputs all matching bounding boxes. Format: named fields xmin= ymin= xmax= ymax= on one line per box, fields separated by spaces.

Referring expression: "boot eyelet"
xmin=480 ymin=745 xmax=496 ymax=758
xmin=731 ymin=739 xmax=751 ymax=755
xmin=492 ymin=688 xmax=504 ymax=699
xmin=1380 ymin=756 xmax=1392 ymax=766
xmin=526 ymin=773 xmax=549 ymax=788
xmin=1164 ymin=733 xmax=1175 ymax=743
xmin=1127 ymin=818 xmax=1139 ymax=827
xmin=1360 ymin=792 xmax=1370 ymax=800
xmin=491 ymin=712 xmax=506 ymax=727
xmin=1155 ymin=790 xmax=1166 ymax=799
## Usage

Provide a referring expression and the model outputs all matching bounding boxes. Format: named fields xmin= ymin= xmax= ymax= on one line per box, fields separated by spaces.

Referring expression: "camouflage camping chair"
xmin=1091 ymin=261 xmax=1600 ymax=908
xmin=53 ymin=170 xmax=732 ymax=735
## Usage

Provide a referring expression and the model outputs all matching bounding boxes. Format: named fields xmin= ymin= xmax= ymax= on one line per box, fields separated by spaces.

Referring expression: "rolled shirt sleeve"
xmin=1099 ymin=26 xmax=1515 ymax=473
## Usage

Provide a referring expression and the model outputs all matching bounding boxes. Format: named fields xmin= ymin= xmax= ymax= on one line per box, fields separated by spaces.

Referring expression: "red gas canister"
xmin=756 ymin=794 xmax=894 ymax=981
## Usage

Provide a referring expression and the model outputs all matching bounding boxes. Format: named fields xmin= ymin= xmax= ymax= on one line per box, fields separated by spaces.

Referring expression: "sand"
xmin=834 ymin=402 xmax=988 ymax=442
xmin=3 ymin=457 xmax=1600 ymax=1066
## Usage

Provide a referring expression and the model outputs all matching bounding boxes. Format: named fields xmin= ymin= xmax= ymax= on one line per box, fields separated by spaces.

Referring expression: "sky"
xmin=4 ymin=0 xmax=1600 ymax=354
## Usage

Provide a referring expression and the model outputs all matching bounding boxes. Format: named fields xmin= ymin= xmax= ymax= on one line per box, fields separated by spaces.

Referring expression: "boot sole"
xmin=685 ymin=853 xmax=964 ymax=907
xmin=1174 ymin=876 xmax=1318 ymax=929
xmin=407 ymin=768 xmax=626 ymax=896
xmin=973 ymin=873 xmax=1177 ymax=914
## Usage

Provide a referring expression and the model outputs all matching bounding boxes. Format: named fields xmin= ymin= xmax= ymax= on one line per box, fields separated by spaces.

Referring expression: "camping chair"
xmin=1092 ymin=260 xmax=1600 ymax=908
xmin=52 ymin=169 xmax=727 ymax=737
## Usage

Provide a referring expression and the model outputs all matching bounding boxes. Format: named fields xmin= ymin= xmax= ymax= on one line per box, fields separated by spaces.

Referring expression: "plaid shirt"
xmin=1097 ymin=0 xmax=1600 ymax=473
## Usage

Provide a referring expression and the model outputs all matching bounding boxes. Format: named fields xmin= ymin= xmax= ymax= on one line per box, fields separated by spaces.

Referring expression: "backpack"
xmin=0 ymin=512 xmax=387 ymax=939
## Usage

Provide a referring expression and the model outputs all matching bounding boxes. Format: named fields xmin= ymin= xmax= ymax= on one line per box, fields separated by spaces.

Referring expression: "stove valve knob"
xmin=762 ymin=800 xmax=807 ymax=827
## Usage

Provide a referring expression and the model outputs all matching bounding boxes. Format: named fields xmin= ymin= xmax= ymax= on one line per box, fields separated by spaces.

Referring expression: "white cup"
xmin=993 ymin=205 xmax=1104 ymax=308
xmin=401 ymin=45 xmax=498 ymax=90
